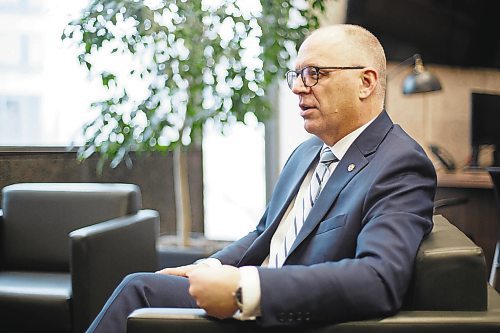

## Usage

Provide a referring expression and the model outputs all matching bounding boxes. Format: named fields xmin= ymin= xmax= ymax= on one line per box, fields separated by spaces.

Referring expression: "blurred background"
xmin=1 ymin=0 xmax=499 ymax=244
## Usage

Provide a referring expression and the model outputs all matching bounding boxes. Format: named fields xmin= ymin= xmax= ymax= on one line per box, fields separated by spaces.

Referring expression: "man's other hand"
xmin=187 ymin=265 xmax=240 ymax=319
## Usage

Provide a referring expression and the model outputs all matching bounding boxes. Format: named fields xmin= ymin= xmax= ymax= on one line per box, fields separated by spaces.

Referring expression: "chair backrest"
xmin=0 ymin=183 xmax=142 ymax=271
xmin=403 ymin=215 xmax=487 ymax=311
xmin=488 ymin=167 xmax=500 ymax=214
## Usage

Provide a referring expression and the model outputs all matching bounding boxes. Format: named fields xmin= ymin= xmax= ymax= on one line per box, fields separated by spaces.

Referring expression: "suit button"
xmin=288 ymin=312 xmax=294 ymax=322
xmin=278 ymin=312 xmax=285 ymax=322
xmin=305 ymin=311 xmax=311 ymax=321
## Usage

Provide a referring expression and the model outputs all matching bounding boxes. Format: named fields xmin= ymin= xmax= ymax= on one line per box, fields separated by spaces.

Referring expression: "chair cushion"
xmin=0 ymin=271 xmax=72 ymax=331
xmin=1 ymin=183 xmax=141 ymax=271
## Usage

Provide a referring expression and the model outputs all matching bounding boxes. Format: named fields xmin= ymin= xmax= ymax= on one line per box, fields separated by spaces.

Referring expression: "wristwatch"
xmin=234 ymin=286 xmax=243 ymax=311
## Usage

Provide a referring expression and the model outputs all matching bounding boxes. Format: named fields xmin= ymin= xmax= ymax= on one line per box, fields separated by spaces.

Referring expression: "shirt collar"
xmin=325 ymin=117 xmax=376 ymax=161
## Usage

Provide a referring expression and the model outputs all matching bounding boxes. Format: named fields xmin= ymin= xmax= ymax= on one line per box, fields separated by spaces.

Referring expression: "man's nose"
xmin=291 ymin=77 xmax=309 ymax=95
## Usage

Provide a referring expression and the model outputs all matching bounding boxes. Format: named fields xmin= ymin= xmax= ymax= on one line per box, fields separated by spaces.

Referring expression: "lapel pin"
xmin=347 ymin=163 xmax=355 ymax=172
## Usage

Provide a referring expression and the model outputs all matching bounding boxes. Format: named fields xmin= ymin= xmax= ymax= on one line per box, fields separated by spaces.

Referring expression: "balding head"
xmin=303 ymin=24 xmax=387 ymax=102
xmin=291 ymin=24 xmax=387 ymax=145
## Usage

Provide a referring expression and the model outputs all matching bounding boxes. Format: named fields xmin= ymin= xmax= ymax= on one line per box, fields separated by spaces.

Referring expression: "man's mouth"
xmin=299 ymin=105 xmax=316 ymax=118
xmin=300 ymin=104 xmax=315 ymax=111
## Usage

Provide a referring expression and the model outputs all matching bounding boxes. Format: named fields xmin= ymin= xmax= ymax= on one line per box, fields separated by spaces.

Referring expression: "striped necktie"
xmin=269 ymin=147 xmax=339 ymax=268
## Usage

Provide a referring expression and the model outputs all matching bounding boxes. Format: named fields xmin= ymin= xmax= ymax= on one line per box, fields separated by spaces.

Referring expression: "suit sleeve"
xmin=255 ymin=142 xmax=436 ymax=326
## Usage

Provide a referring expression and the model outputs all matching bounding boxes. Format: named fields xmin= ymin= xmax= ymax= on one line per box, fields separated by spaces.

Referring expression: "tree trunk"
xmin=173 ymin=145 xmax=192 ymax=247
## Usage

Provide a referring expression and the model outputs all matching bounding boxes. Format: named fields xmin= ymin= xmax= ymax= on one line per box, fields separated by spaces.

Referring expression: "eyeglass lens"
xmin=287 ymin=67 xmax=319 ymax=89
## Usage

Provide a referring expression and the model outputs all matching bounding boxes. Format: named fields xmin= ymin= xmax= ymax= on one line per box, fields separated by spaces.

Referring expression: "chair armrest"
xmin=127 ymin=306 xmax=500 ymax=333
xmin=433 ymin=197 xmax=468 ymax=211
xmin=127 ymin=308 xmax=246 ymax=333
xmin=70 ymin=209 xmax=159 ymax=333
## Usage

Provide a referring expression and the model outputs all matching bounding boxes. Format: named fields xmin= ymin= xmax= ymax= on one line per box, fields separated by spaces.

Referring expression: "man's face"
xmin=291 ymin=34 xmax=362 ymax=145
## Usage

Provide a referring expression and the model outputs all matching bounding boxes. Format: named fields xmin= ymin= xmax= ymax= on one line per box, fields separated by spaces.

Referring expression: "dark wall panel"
xmin=0 ymin=149 xmax=204 ymax=236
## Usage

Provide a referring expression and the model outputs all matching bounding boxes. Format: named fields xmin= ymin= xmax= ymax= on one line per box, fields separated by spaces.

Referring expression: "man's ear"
xmin=359 ymin=68 xmax=378 ymax=99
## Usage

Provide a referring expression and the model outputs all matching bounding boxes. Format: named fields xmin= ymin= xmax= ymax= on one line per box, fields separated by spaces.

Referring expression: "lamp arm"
xmin=387 ymin=54 xmax=421 ymax=78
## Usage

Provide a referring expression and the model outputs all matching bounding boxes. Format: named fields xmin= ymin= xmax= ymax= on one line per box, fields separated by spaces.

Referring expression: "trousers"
xmin=86 ymin=272 xmax=198 ymax=333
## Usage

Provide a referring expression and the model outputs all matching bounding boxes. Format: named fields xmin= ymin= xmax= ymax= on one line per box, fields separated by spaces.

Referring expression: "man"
xmin=87 ymin=24 xmax=436 ymax=332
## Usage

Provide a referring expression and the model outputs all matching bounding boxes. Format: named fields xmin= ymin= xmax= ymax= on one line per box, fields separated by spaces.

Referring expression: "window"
xmin=0 ymin=0 xmax=99 ymax=146
xmin=203 ymin=119 xmax=266 ymax=241
xmin=0 ymin=0 xmax=266 ymax=241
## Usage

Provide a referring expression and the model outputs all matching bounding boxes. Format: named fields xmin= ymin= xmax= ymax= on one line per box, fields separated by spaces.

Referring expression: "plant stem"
xmin=173 ymin=145 xmax=192 ymax=247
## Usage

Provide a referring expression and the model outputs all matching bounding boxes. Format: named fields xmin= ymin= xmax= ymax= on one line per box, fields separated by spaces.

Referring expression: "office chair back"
xmin=487 ymin=167 xmax=500 ymax=291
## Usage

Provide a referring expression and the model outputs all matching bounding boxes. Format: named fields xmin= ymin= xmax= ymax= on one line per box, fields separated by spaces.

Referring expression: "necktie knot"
xmin=320 ymin=147 xmax=338 ymax=167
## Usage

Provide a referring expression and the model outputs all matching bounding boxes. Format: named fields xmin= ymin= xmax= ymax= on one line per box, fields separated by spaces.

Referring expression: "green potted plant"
xmin=62 ymin=0 xmax=326 ymax=247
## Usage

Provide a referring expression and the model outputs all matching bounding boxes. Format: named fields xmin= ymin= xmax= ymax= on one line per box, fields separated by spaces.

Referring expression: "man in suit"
xmin=86 ymin=24 xmax=436 ymax=332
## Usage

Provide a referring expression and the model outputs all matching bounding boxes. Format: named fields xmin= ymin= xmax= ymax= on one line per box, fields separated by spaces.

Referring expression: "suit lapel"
xmin=237 ymin=139 xmax=322 ymax=266
xmin=285 ymin=111 xmax=394 ymax=261
xmin=286 ymin=146 xmax=368 ymax=256
xmin=265 ymin=141 xmax=322 ymax=227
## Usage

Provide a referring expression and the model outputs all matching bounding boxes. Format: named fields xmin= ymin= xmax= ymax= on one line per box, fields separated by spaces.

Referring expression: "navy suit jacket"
xmin=211 ymin=111 xmax=437 ymax=326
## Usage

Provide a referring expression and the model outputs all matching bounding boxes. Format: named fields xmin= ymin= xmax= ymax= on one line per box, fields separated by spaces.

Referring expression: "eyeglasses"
xmin=286 ymin=66 xmax=365 ymax=89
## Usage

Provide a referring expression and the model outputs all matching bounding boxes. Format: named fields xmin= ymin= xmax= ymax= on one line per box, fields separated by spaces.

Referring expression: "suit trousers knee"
xmin=86 ymin=272 xmax=198 ymax=333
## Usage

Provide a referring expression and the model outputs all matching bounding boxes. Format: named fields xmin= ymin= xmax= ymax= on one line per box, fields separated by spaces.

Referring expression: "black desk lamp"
xmin=402 ymin=54 xmax=442 ymax=94
xmin=389 ymin=54 xmax=442 ymax=94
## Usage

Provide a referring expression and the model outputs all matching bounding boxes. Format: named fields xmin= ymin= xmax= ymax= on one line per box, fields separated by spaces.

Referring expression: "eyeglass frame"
xmin=286 ymin=66 xmax=366 ymax=89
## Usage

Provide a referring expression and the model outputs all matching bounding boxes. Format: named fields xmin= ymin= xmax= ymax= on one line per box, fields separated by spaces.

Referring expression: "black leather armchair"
xmin=0 ymin=183 xmax=159 ymax=333
xmin=127 ymin=215 xmax=500 ymax=333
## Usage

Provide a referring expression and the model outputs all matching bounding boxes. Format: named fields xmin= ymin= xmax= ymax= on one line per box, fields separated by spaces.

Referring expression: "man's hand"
xmin=187 ymin=265 xmax=240 ymax=319
xmin=156 ymin=263 xmax=208 ymax=277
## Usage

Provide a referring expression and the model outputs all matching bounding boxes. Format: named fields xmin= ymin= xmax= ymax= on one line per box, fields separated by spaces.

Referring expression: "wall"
xmin=386 ymin=64 xmax=500 ymax=170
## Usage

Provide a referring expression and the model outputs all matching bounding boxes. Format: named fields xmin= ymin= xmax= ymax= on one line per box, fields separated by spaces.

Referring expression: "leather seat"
xmin=0 ymin=183 xmax=160 ymax=333
xmin=0 ymin=271 xmax=72 ymax=331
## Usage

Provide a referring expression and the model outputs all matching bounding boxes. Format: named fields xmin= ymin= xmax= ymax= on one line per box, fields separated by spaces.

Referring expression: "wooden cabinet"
xmin=434 ymin=171 xmax=498 ymax=275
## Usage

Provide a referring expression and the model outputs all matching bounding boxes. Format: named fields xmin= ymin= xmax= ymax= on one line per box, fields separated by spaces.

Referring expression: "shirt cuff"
xmin=233 ymin=266 xmax=261 ymax=321
xmin=194 ymin=258 xmax=222 ymax=267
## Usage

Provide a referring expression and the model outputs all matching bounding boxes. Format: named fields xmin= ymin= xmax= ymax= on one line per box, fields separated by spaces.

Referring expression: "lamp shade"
xmin=402 ymin=56 xmax=442 ymax=94
xmin=403 ymin=71 xmax=442 ymax=94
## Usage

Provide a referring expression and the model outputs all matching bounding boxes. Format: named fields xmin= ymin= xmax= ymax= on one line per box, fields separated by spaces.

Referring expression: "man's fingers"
xmin=156 ymin=263 xmax=210 ymax=277
xmin=156 ymin=265 xmax=190 ymax=276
